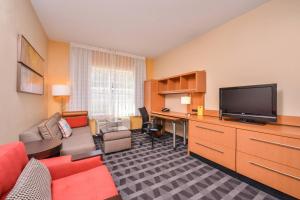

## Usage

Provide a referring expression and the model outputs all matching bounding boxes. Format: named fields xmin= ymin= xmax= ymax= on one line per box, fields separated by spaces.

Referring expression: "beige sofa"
xmin=19 ymin=112 xmax=96 ymax=155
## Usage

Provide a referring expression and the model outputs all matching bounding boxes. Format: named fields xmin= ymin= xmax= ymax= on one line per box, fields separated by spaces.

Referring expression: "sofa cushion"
xmin=6 ymin=158 xmax=51 ymax=200
xmin=58 ymin=118 xmax=72 ymax=138
xmin=60 ymin=127 xmax=95 ymax=155
xmin=19 ymin=120 xmax=45 ymax=143
xmin=65 ymin=116 xmax=88 ymax=128
xmin=46 ymin=113 xmax=63 ymax=140
xmin=0 ymin=142 xmax=28 ymax=196
xmin=38 ymin=113 xmax=62 ymax=140
xmin=52 ymin=166 xmax=118 ymax=200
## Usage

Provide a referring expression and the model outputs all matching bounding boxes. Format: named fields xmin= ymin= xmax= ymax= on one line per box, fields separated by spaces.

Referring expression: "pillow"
xmin=38 ymin=113 xmax=62 ymax=140
xmin=38 ymin=121 xmax=52 ymax=140
xmin=58 ymin=118 xmax=72 ymax=138
xmin=45 ymin=113 xmax=62 ymax=140
xmin=65 ymin=116 xmax=88 ymax=128
xmin=6 ymin=158 xmax=52 ymax=200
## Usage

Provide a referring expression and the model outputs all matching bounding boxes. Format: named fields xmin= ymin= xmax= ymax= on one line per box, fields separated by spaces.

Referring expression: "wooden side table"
xmin=24 ymin=139 xmax=62 ymax=159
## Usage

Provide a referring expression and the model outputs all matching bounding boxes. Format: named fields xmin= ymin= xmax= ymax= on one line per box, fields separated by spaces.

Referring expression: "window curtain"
xmin=68 ymin=44 xmax=146 ymax=118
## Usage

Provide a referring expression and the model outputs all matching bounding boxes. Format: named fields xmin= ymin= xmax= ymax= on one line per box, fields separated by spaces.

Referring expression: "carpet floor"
xmin=96 ymin=132 xmax=281 ymax=200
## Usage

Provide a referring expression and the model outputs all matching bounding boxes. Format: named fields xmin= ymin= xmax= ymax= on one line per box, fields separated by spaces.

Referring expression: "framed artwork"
xmin=17 ymin=63 xmax=44 ymax=95
xmin=17 ymin=35 xmax=45 ymax=95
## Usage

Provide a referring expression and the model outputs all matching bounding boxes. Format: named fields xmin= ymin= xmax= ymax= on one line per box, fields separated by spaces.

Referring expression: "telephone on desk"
xmin=161 ymin=108 xmax=170 ymax=112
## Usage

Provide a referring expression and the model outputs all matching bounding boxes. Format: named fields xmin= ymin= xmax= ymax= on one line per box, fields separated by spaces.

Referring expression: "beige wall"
xmin=0 ymin=0 xmax=48 ymax=144
xmin=47 ymin=41 xmax=70 ymax=116
xmin=154 ymin=0 xmax=300 ymax=116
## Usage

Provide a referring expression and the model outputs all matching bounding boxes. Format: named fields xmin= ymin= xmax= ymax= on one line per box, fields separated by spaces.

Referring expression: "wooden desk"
xmin=151 ymin=111 xmax=188 ymax=149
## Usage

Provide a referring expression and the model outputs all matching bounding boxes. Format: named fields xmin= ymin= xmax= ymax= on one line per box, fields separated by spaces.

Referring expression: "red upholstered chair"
xmin=0 ymin=142 xmax=119 ymax=200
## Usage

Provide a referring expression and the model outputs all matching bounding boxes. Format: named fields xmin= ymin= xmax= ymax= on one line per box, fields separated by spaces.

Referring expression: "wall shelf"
xmin=157 ymin=71 xmax=206 ymax=94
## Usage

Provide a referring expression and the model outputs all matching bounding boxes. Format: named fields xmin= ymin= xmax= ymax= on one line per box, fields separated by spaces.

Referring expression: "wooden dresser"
xmin=188 ymin=116 xmax=300 ymax=199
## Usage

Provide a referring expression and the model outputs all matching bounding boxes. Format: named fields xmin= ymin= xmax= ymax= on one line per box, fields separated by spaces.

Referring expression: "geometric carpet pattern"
xmin=97 ymin=132 xmax=280 ymax=200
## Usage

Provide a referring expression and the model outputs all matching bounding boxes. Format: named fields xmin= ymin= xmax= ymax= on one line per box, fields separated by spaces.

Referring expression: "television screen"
xmin=220 ymin=84 xmax=277 ymax=122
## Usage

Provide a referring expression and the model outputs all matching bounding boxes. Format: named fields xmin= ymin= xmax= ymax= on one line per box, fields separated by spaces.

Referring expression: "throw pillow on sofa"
xmin=38 ymin=113 xmax=62 ymax=140
xmin=37 ymin=121 xmax=52 ymax=140
xmin=58 ymin=118 xmax=72 ymax=138
xmin=65 ymin=115 xmax=88 ymax=128
xmin=6 ymin=158 xmax=52 ymax=200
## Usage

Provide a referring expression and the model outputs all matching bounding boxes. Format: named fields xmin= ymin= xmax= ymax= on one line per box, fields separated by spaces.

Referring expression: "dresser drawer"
xmin=237 ymin=152 xmax=300 ymax=199
xmin=189 ymin=136 xmax=236 ymax=170
xmin=237 ymin=129 xmax=300 ymax=169
xmin=189 ymin=120 xmax=236 ymax=148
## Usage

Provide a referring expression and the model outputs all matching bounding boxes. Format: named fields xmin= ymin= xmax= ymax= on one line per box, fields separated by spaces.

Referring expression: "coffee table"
xmin=24 ymin=139 xmax=62 ymax=159
xmin=100 ymin=126 xmax=129 ymax=134
xmin=95 ymin=117 xmax=124 ymax=136
xmin=100 ymin=125 xmax=132 ymax=154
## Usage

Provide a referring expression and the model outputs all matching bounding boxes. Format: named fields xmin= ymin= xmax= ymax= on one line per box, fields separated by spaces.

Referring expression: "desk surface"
xmin=151 ymin=111 xmax=188 ymax=120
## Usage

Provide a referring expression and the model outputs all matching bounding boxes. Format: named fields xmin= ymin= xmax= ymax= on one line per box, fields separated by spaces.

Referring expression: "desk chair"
xmin=139 ymin=107 xmax=163 ymax=149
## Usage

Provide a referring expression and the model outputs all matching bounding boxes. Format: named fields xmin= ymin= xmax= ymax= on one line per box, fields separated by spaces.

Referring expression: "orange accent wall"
xmin=47 ymin=40 xmax=70 ymax=116
xmin=146 ymin=58 xmax=154 ymax=80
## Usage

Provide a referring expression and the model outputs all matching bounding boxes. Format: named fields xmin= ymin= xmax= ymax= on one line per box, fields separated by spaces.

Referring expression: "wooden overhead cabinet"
xmin=144 ymin=80 xmax=164 ymax=113
xmin=157 ymin=71 xmax=206 ymax=94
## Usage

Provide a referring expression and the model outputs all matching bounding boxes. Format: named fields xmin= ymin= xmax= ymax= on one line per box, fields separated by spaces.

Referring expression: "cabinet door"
xmin=144 ymin=80 xmax=152 ymax=112
xmin=237 ymin=152 xmax=300 ymax=199
xmin=144 ymin=80 xmax=164 ymax=113
xmin=189 ymin=137 xmax=236 ymax=170
xmin=189 ymin=120 xmax=236 ymax=148
xmin=237 ymin=129 xmax=300 ymax=170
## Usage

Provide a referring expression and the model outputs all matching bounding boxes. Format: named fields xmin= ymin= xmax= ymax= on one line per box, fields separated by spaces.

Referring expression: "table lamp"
xmin=52 ymin=84 xmax=71 ymax=112
xmin=181 ymin=96 xmax=191 ymax=117
xmin=181 ymin=96 xmax=191 ymax=105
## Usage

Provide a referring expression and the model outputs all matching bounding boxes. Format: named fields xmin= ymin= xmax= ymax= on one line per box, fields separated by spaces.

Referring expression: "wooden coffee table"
xmin=24 ymin=139 xmax=62 ymax=159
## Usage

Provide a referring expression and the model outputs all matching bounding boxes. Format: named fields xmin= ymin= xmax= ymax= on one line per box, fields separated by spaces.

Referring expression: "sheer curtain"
xmin=68 ymin=44 xmax=146 ymax=118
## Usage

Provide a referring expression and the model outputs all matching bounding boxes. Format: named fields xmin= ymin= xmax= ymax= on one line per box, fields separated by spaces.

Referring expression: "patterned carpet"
xmin=96 ymin=132 xmax=281 ymax=200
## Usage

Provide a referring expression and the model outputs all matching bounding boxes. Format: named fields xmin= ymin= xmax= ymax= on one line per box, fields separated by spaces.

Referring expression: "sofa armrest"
xmin=42 ymin=156 xmax=102 ymax=180
xmin=40 ymin=155 xmax=72 ymax=167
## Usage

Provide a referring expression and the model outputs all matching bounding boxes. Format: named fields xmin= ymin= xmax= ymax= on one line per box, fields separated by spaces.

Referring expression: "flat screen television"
xmin=219 ymin=84 xmax=277 ymax=123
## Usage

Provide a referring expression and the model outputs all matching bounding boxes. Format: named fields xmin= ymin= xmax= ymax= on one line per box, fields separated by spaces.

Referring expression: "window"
xmin=90 ymin=67 xmax=135 ymax=117
xmin=68 ymin=44 xmax=146 ymax=118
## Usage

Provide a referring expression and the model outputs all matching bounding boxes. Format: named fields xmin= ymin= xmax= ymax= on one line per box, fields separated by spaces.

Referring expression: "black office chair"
xmin=139 ymin=107 xmax=163 ymax=149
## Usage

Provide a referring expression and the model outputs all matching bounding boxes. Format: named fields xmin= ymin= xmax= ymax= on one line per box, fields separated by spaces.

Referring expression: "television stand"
xmin=239 ymin=118 xmax=266 ymax=125
xmin=222 ymin=117 xmax=266 ymax=125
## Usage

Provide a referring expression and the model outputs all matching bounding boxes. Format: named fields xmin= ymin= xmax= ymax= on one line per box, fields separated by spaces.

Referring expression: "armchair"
xmin=0 ymin=142 xmax=119 ymax=200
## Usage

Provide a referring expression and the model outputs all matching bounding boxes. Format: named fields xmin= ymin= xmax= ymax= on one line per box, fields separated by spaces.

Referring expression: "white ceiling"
xmin=31 ymin=0 xmax=268 ymax=57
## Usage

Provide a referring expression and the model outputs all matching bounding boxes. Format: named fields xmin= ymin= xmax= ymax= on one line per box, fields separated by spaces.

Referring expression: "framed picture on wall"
xmin=17 ymin=34 xmax=45 ymax=95
xmin=17 ymin=63 xmax=44 ymax=95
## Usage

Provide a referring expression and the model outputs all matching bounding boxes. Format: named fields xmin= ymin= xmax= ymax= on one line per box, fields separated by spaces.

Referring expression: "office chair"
xmin=139 ymin=107 xmax=163 ymax=149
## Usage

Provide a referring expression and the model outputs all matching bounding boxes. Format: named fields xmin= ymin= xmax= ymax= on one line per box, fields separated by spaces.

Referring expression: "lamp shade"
xmin=181 ymin=96 xmax=191 ymax=105
xmin=52 ymin=84 xmax=71 ymax=96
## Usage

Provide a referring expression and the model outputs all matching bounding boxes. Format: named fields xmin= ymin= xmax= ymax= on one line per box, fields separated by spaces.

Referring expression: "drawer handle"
xmin=249 ymin=137 xmax=300 ymax=151
xmin=249 ymin=161 xmax=300 ymax=181
xmin=195 ymin=125 xmax=224 ymax=133
xmin=195 ymin=142 xmax=224 ymax=154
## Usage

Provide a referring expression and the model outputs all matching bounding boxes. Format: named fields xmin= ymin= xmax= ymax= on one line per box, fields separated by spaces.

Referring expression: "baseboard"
xmin=190 ymin=153 xmax=296 ymax=200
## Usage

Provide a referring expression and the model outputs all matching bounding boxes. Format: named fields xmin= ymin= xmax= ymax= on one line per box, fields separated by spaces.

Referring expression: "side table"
xmin=24 ymin=139 xmax=62 ymax=159
xmin=71 ymin=149 xmax=103 ymax=161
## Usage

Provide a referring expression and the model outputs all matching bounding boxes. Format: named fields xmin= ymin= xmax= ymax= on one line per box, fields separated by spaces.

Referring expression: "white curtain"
xmin=68 ymin=44 xmax=146 ymax=118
